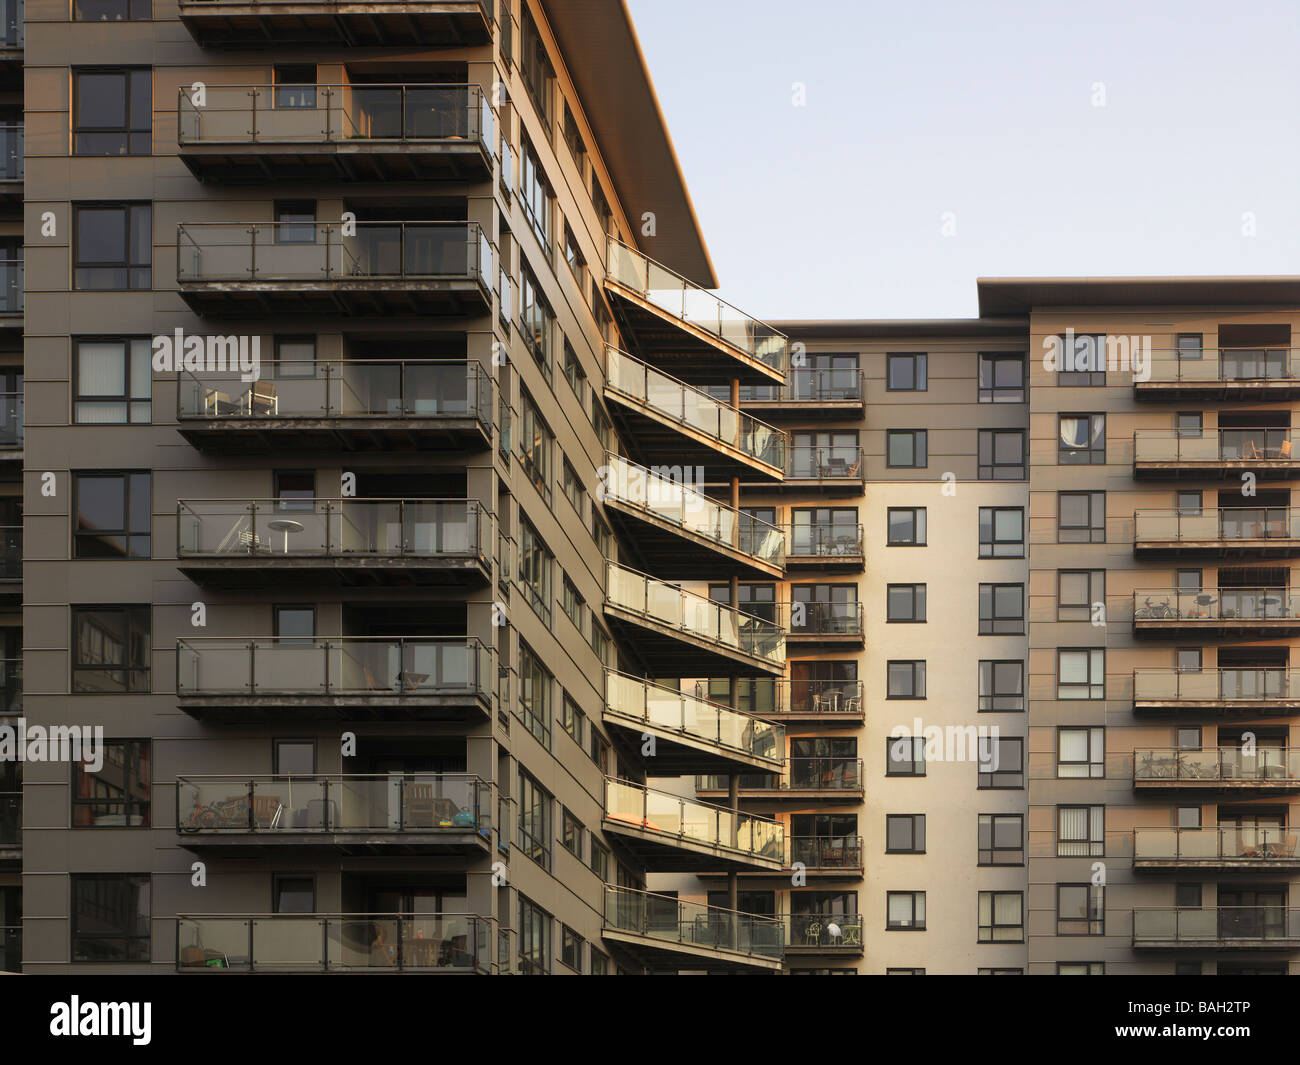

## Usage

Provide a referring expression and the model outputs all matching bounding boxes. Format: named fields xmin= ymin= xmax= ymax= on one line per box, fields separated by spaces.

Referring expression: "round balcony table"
xmin=265 ymin=517 xmax=305 ymax=554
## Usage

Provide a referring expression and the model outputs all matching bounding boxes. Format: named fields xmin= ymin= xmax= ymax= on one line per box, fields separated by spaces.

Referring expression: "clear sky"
xmin=625 ymin=0 xmax=1300 ymax=320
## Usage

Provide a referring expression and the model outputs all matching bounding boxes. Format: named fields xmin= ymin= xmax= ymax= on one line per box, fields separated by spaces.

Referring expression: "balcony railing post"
xmin=246 ymin=779 xmax=255 ymax=831
xmin=322 ymin=778 xmax=331 ymax=831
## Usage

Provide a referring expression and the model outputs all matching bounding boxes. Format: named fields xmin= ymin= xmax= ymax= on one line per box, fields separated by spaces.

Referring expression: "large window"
xmin=72 ymin=606 xmax=150 ymax=692
xmin=887 ymin=736 xmax=925 ymax=776
xmin=886 ymin=429 xmax=927 ymax=469
xmin=73 ymin=203 xmax=151 ymax=290
xmin=1058 ymin=648 xmax=1105 ymax=700
xmin=1058 ymin=570 xmax=1104 ymax=622
xmin=1059 ymin=491 xmax=1105 ymax=543
xmin=1058 ymin=806 xmax=1105 ymax=857
xmin=518 ymin=390 xmax=552 ymax=504
xmin=1057 ymin=727 xmax=1105 ymax=778
xmin=520 ymin=7 xmax=553 ymax=124
xmin=977 ymin=736 xmax=1024 ymax=789
xmin=517 ymin=640 xmax=552 ymax=747
xmin=73 ymin=69 xmax=151 ymax=156
xmin=74 ymin=0 xmax=151 ymax=19
xmin=73 ymin=472 xmax=150 ymax=558
xmin=72 ymin=740 xmax=150 ymax=827
xmin=979 ymin=660 xmax=1023 ymax=712
xmin=518 ymin=894 xmax=551 ymax=975
xmin=1058 ymin=413 xmax=1106 ymax=464
xmin=518 ymin=770 xmax=552 ymax=872
xmin=978 ymin=583 xmax=1024 ymax=634
xmin=978 ymin=815 xmax=1024 ymax=865
xmin=978 ymin=353 xmax=1025 ymax=402
xmin=519 ymin=266 xmax=553 ymax=379
xmin=1057 ymin=884 xmax=1105 ymax=936
xmin=74 ymin=338 xmax=151 ymax=423
xmin=71 ymin=874 xmax=150 ymax=962
xmin=978 ymin=428 xmax=1025 ymax=480
xmin=978 ymin=892 xmax=1024 ymax=942
xmin=518 ymin=519 xmax=552 ymax=625
xmin=978 ymin=507 xmax=1023 ymax=558
xmin=520 ymin=138 xmax=553 ymax=249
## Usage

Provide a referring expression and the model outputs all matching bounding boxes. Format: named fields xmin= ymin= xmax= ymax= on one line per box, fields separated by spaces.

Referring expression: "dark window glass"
xmin=74 ymin=0 xmax=151 ymax=19
xmin=978 ymin=353 xmax=1025 ymax=402
xmin=73 ymin=203 xmax=152 ymax=290
xmin=71 ymin=875 xmax=151 ymax=961
xmin=886 ymin=430 xmax=927 ymax=468
xmin=979 ymin=507 xmax=1024 ymax=557
xmin=979 ymin=428 xmax=1026 ymax=480
xmin=74 ymin=472 xmax=150 ymax=558
xmin=273 ymin=876 xmax=316 ymax=914
xmin=72 ymin=606 xmax=150 ymax=692
xmin=73 ymin=69 xmax=151 ymax=155
xmin=72 ymin=740 xmax=150 ymax=827
xmin=887 ymin=353 xmax=926 ymax=391
xmin=887 ymin=507 xmax=926 ymax=545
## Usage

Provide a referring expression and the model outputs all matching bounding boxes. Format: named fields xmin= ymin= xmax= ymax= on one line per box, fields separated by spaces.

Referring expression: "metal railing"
xmin=789 ymin=835 xmax=863 ymax=870
xmin=176 ymin=913 xmax=495 ymax=972
xmin=689 ymin=677 xmax=863 ymax=717
xmin=1134 ymin=428 xmax=1296 ymax=464
xmin=177 ymin=636 xmax=493 ymax=699
xmin=605 ymin=237 xmax=788 ymax=373
xmin=603 ymin=885 xmax=784 ymax=961
xmin=1133 ymin=587 xmax=1300 ymax=622
xmin=784 ymin=523 xmax=864 ymax=559
xmin=729 ymin=367 xmax=864 ymax=404
xmin=783 ymin=445 xmax=864 ymax=482
xmin=0 ymin=125 xmax=20 ymax=181
xmin=0 ymin=791 xmax=17 ymax=846
xmin=176 ymin=221 xmax=493 ymax=287
xmin=786 ymin=913 xmax=863 ymax=949
xmin=788 ymin=601 xmax=865 ymax=637
xmin=604 ymin=671 xmax=784 ymax=762
xmin=177 ymin=498 xmax=490 ymax=563
xmin=1135 ymin=507 xmax=1298 ymax=542
xmin=1143 ymin=347 xmax=1298 ymax=384
xmin=698 ymin=757 xmax=865 ymax=793
xmin=0 ymin=0 xmax=20 ymax=49
xmin=0 ymin=925 xmax=17 ymax=973
xmin=0 ymin=390 xmax=20 ymax=447
xmin=1134 ymin=827 xmax=1299 ymax=862
xmin=0 ymin=260 xmax=21 ymax=314
xmin=1133 ymin=907 xmax=1300 ymax=944
xmin=603 ymin=778 xmax=784 ymax=864
xmin=1134 ymin=668 xmax=1300 ymax=703
xmin=1133 ymin=747 xmax=1300 ymax=783
xmin=0 ymin=525 xmax=18 ymax=580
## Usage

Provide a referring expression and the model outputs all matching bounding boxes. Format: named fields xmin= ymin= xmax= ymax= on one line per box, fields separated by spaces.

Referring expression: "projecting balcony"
xmin=176 ymin=498 xmax=492 ymax=588
xmin=603 ymin=672 xmax=785 ymax=775
xmin=696 ymin=758 xmax=865 ymax=804
xmin=177 ymin=0 xmax=493 ymax=47
xmin=0 ymin=125 xmax=21 ymax=203
xmin=603 ymin=562 xmax=786 ymax=676
xmin=604 ymin=238 xmax=787 ymax=386
xmin=1134 ymin=747 xmax=1300 ymax=792
xmin=602 ymin=886 xmax=784 ymax=973
xmin=176 ymin=221 xmax=494 ymax=318
xmin=176 ymin=636 xmax=494 ymax=723
xmin=178 ymin=85 xmax=495 ymax=183
xmin=768 ymin=445 xmax=864 ymax=495
xmin=1135 ymin=507 xmax=1300 ymax=558
xmin=603 ymin=346 xmax=785 ymax=481
xmin=1133 ymin=587 xmax=1300 ymax=637
xmin=786 ymin=602 xmax=865 ymax=646
xmin=698 ymin=835 xmax=865 ymax=882
xmin=1132 ymin=907 xmax=1300 ymax=950
xmin=1137 ymin=348 xmax=1300 ymax=401
xmin=1133 ymin=428 xmax=1299 ymax=480
xmin=784 ymin=524 xmax=864 ymax=571
xmin=601 ymin=454 xmax=784 ymax=579
xmin=690 ymin=678 xmax=864 ymax=724
xmin=177 ymin=913 xmax=496 ymax=973
xmin=785 ymin=914 xmax=864 ymax=956
xmin=1134 ymin=668 xmax=1300 ymax=715
xmin=1134 ymin=827 xmax=1300 ymax=870
xmin=602 ymin=779 xmax=784 ymax=874
xmin=177 ymin=773 xmax=494 ymax=855
xmin=734 ymin=367 xmax=866 ymax=418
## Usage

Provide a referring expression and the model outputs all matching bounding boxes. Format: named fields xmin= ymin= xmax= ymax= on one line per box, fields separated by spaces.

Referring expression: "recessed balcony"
xmin=698 ymin=835 xmax=864 ymax=881
xmin=603 ymin=671 xmax=785 ymax=775
xmin=603 ymin=346 xmax=785 ymax=481
xmin=1134 ymin=827 xmax=1300 ymax=870
xmin=601 ymin=886 xmax=784 ymax=972
xmin=1133 ymin=587 xmax=1300 ymax=637
xmin=1135 ymin=507 xmax=1300 ymax=558
xmin=696 ymin=757 xmax=865 ymax=804
xmin=0 ymin=0 xmax=20 ymax=86
xmin=1137 ymin=347 xmax=1300 ymax=401
xmin=176 ymin=498 xmax=492 ymax=588
xmin=604 ymin=237 xmax=787 ymax=386
xmin=600 ymin=454 xmax=784 ymax=579
xmin=0 ymin=790 xmax=18 ymax=866
xmin=0 ymin=525 xmax=18 ymax=602
xmin=603 ymin=561 xmax=786 ymax=676
xmin=733 ymin=367 xmax=865 ymax=418
xmin=1133 ymin=747 xmax=1300 ymax=791
xmin=783 ymin=524 xmax=864 ymax=572
xmin=1134 ymin=668 xmax=1300 ymax=715
xmin=1132 ymin=907 xmax=1300 ymax=950
xmin=786 ymin=601 xmax=865 ymax=646
xmin=176 ymin=221 xmax=493 ymax=318
xmin=688 ymin=678 xmax=864 ymax=725
xmin=176 ymin=636 xmax=494 ymax=723
xmin=0 ymin=125 xmax=21 ymax=203
xmin=0 ymin=389 xmax=19 ymax=463
xmin=178 ymin=84 xmax=495 ymax=184
xmin=177 ymin=0 xmax=493 ymax=48
xmin=765 ymin=445 xmax=864 ymax=495
xmin=177 ymin=913 xmax=497 ymax=973
xmin=785 ymin=914 xmax=863 ymax=956
xmin=0 ymin=258 xmax=21 ymax=326
xmin=1134 ymin=428 xmax=1299 ymax=480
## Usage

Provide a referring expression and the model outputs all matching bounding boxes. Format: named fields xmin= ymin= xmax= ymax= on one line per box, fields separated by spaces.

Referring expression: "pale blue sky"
xmin=626 ymin=0 xmax=1300 ymax=319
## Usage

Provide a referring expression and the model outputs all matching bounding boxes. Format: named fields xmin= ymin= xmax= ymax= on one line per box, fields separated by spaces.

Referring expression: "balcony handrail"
xmin=698 ymin=756 xmax=865 ymax=791
xmin=741 ymin=366 xmax=865 ymax=403
xmin=603 ymin=777 xmax=784 ymax=863
xmin=1133 ymin=826 xmax=1297 ymax=861
xmin=1132 ymin=906 xmax=1300 ymax=942
xmin=783 ymin=444 xmax=865 ymax=480
xmin=783 ymin=522 xmax=864 ymax=556
xmin=1135 ymin=505 xmax=1295 ymax=540
xmin=1133 ymin=587 xmax=1300 ymax=622
xmin=1134 ymin=667 xmax=1300 ymax=702
xmin=177 ymin=0 xmax=492 ymax=11
xmin=1133 ymin=746 xmax=1300 ymax=782
xmin=687 ymin=677 xmax=864 ymax=716
xmin=1133 ymin=427 xmax=1296 ymax=463
xmin=602 ymin=885 xmax=785 ymax=960
xmin=1142 ymin=347 xmax=1299 ymax=383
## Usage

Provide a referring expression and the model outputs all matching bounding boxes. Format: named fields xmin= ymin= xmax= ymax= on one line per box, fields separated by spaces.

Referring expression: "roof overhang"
xmin=772 ymin=317 xmax=1028 ymax=340
xmin=979 ymin=276 xmax=1300 ymax=316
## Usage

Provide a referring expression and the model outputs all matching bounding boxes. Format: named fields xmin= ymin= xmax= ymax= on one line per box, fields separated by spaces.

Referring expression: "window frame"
xmin=978 ymin=428 xmax=1026 ymax=480
xmin=886 ymin=352 xmax=927 ymax=392
xmin=978 ymin=506 xmax=1024 ymax=558
xmin=70 ymin=604 xmax=151 ymax=693
xmin=887 ymin=507 xmax=926 ymax=546
xmin=886 ymin=429 xmax=928 ymax=469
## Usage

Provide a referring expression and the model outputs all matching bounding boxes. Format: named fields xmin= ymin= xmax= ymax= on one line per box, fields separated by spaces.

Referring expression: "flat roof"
xmin=978 ymin=276 xmax=1300 ymax=316
xmin=771 ymin=317 xmax=1028 ymax=340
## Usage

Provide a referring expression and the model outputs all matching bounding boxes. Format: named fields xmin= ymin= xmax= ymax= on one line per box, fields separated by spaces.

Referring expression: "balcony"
xmin=177 ymin=360 xmax=493 ymax=453
xmin=1134 ymin=428 xmax=1300 ymax=480
xmin=1133 ymin=587 xmax=1300 ymax=637
xmin=0 ymin=790 xmax=17 ymax=864
xmin=690 ymin=678 xmax=864 ymax=724
xmin=177 ymin=636 xmax=494 ymax=723
xmin=1135 ymin=507 xmax=1300 ymax=558
xmin=602 ymin=779 xmax=784 ymax=873
xmin=603 ymin=346 xmax=785 ymax=481
xmin=601 ymin=454 xmax=784 ymax=579
xmin=604 ymin=238 xmax=787 ymax=386
xmin=1133 ymin=747 xmax=1300 ymax=792
xmin=177 ymin=498 xmax=492 ymax=588
xmin=1134 ymin=668 xmax=1300 ymax=715
xmin=601 ymin=886 xmax=784 ymax=972
xmin=179 ymin=84 xmax=494 ymax=184
xmin=0 ymin=924 xmax=16 ymax=973
xmin=1132 ymin=907 xmax=1300 ymax=950
xmin=699 ymin=835 xmax=864 ymax=882
xmin=0 ymin=258 xmax=21 ymax=325
xmin=0 ymin=390 xmax=19 ymax=460
xmin=0 ymin=526 xmax=18 ymax=601
xmin=785 ymin=914 xmax=864 ymax=956
xmin=786 ymin=602 xmax=865 ymax=646
xmin=603 ymin=561 xmax=786 ymax=676
xmin=1137 ymin=347 xmax=1300 ymax=401
xmin=177 ymin=913 xmax=496 ymax=972
xmin=696 ymin=757 xmax=865 ymax=804
xmin=0 ymin=124 xmax=20 ymax=202
xmin=1134 ymin=828 xmax=1300 ymax=870
xmin=178 ymin=0 xmax=493 ymax=48
xmin=734 ymin=367 xmax=866 ymax=418
xmin=177 ymin=773 xmax=494 ymax=855
xmin=603 ymin=671 xmax=784 ymax=775
xmin=770 ymin=445 xmax=864 ymax=495
xmin=784 ymin=524 xmax=864 ymax=571
xmin=176 ymin=221 xmax=493 ymax=318
xmin=0 ymin=0 xmax=20 ymax=83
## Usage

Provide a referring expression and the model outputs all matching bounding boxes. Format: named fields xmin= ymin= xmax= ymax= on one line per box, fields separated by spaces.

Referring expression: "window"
xmin=979 ymin=660 xmax=1024 ymax=712
xmin=1057 ymin=884 xmax=1104 ymax=936
xmin=1058 ymin=962 xmax=1104 ymax=975
xmin=887 ymin=507 xmax=926 ymax=545
xmin=978 ymin=892 xmax=1023 ymax=942
xmin=887 ymin=660 xmax=926 ymax=699
xmin=1058 ymin=414 xmax=1105 ymax=464
xmin=273 ymin=875 xmax=315 ymax=914
xmin=886 ymin=814 xmax=925 ymax=853
xmin=590 ymin=950 xmax=609 ymax=975
xmin=979 ymin=968 xmax=1024 ymax=975
xmin=517 ymin=641 xmax=552 ymax=748
xmin=74 ymin=338 xmax=151 ymax=423
xmin=272 ymin=606 xmax=314 ymax=644
xmin=520 ymin=138 xmax=552 ymax=248
xmin=70 ymin=876 xmax=150 ymax=965
xmin=519 ymin=266 xmax=553 ymax=379
xmin=1177 ymin=489 xmax=1202 ymax=516
xmin=978 ymin=353 xmax=1025 ymax=402
xmin=887 ymin=353 xmax=927 ymax=391
xmin=1058 ymin=649 xmax=1105 ymax=700
xmin=560 ymin=925 xmax=583 ymax=971
xmin=273 ymin=200 xmax=316 ymax=244
xmin=518 ymin=519 xmax=553 ymax=625
xmin=978 ymin=815 xmax=1024 ymax=865
xmin=1176 ymin=806 xmax=1201 ymax=829
xmin=887 ymin=736 xmax=925 ymax=776
xmin=979 ymin=507 xmax=1024 ymax=558
xmin=272 ymin=469 xmax=314 ymax=510
xmin=560 ymin=808 xmax=582 ymax=858
xmin=273 ymin=739 xmax=314 ymax=775
xmin=518 ymin=771 xmax=551 ymax=871
xmin=978 ymin=428 xmax=1026 ymax=480
xmin=887 ymin=967 xmax=926 ymax=975
xmin=560 ymin=694 xmax=584 ymax=744
xmin=72 ymin=740 xmax=150 ymax=827
xmin=563 ymin=222 xmax=586 ymax=289
xmin=72 ymin=606 xmax=149 ymax=692
xmin=562 ymin=341 xmax=586 ymax=400
xmin=590 ymin=730 xmax=610 ymax=775
xmin=518 ymin=390 xmax=552 ymax=504
xmin=518 ymin=895 xmax=551 ymax=975
xmin=1058 ymin=806 xmax=1104 ymax=857
xmin=1176 ymin=727 xmax=1201 ymax=750
xmin=561 ymin=575 xmax=583 ymax=629
xmin=886 ymin=584 xmax=926 ymax=623
xmin=73 ymin=472 xmax=150 ymax=558
xmin=977 ymin=736 xmax=1024 ymax=789
xmin=1057 ymin=333 xmax=1107 ymax=385
xmin=561 ymin=102 xmax=587 ymax=170
xmin=520 ymin=7 xmax=553 ymax=124
xmin=886 ymin=429 xmax=927 ymax=468
xmin=590 ymin=840 xmax=609 ymax=881
xmin=272 ymin=64 xmax=316 ymax=109
xmin=73 ymin=203 xmax=151 ymax=290
xmin=1058 ymin=570 xmax=1104 ymax=622
xmin=978 ymin=583 xmax=1024 ymax=634
xmin=886 ymin=892 xmax=925 ymax=930
xmin=1175 ymin=410 xmax=1203 ymax=438
xmin=1059 ymin=491 xmax=1105 ymax=543
xmin=561 ymin=459 xmax=584 ymax=517
xmin=1176 ymin=647 xmax=1202 ymax=673
xmin=75 ymin=0 xmax=151 ymax=18
xmin=1057 ymin=727 xmax=1105 ymax=778
xmin=73 ymin=69 xmax=151 ymax=155
xmin=1176 ymin=333 xmax=1203 ymax=360
xmin=590 ymin=622 xmax=610 ymax=666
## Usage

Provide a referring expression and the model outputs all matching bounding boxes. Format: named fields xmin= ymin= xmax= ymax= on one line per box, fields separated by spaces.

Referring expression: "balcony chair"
xmin=247 ymin=380 xmax=278 ymax=416
xmin=802 ymin=921 xmax=822 ymax=946
xmin=1280 ymin=440 xmax=1294 ymax=460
